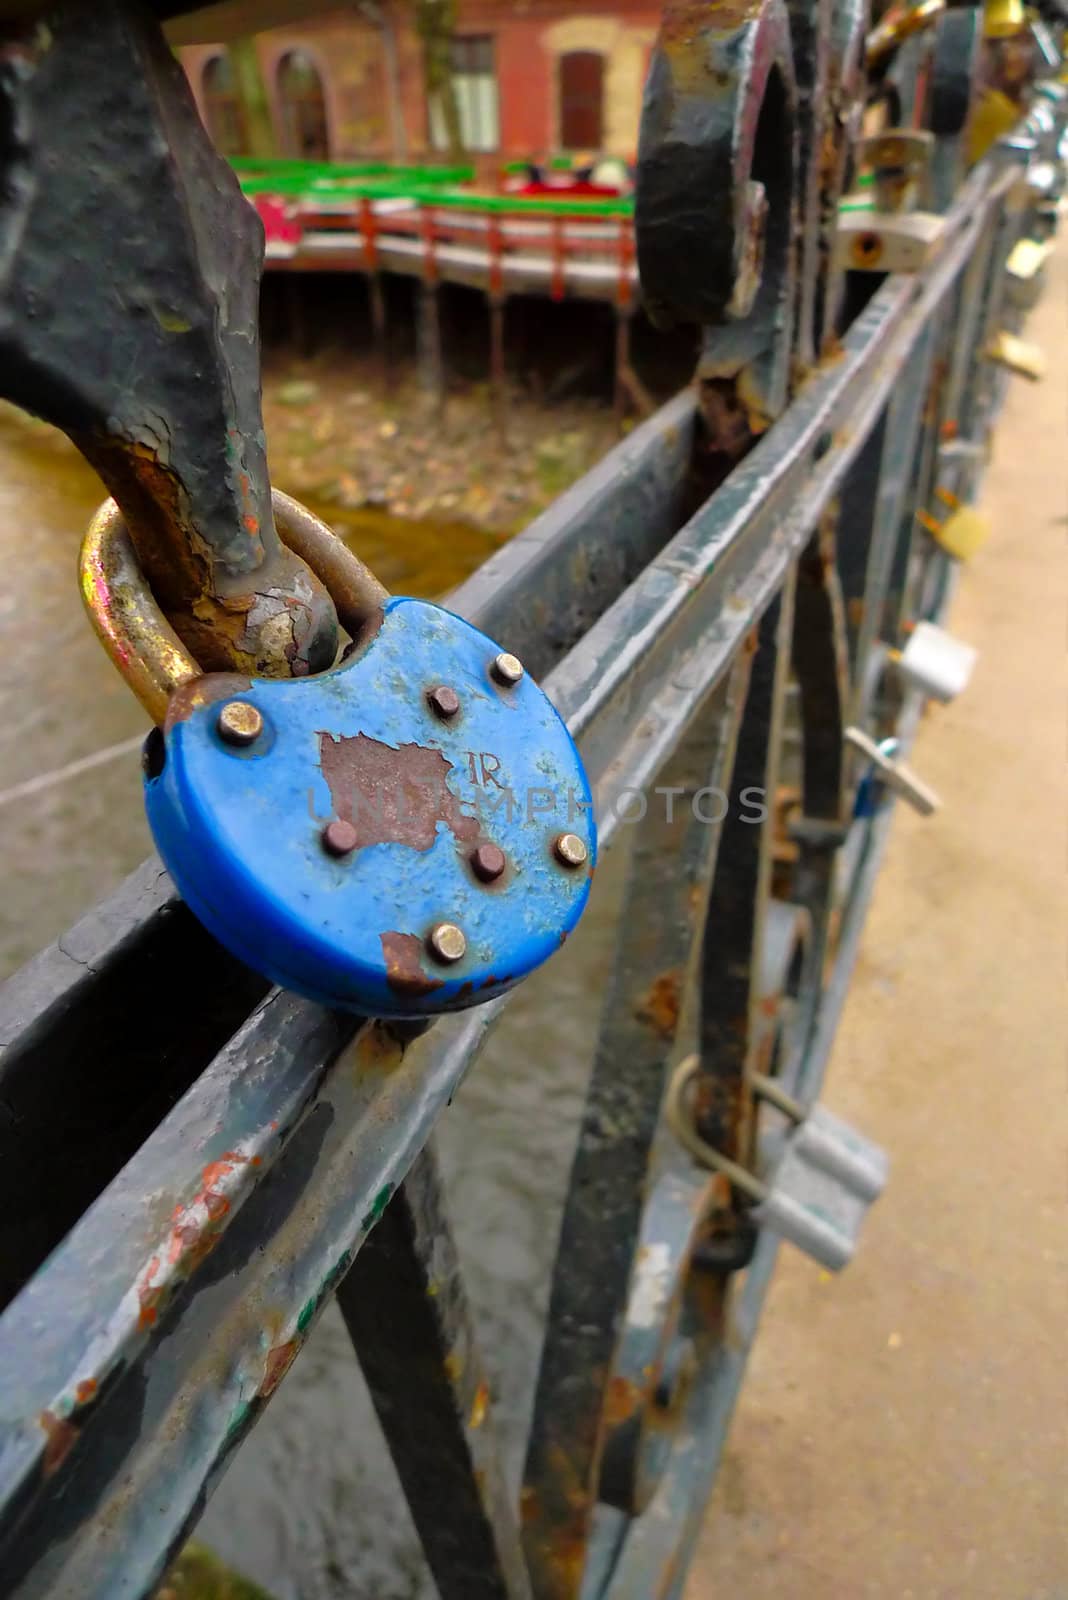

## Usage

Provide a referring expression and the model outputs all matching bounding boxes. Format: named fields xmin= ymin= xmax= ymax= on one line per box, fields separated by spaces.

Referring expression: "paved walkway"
xmin=687 ymin=241 xmax=1068 ymax=1598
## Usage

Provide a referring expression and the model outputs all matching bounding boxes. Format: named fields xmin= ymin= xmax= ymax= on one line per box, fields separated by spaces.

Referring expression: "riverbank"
xmin=261 ymin=349 xmax=624 ymax=536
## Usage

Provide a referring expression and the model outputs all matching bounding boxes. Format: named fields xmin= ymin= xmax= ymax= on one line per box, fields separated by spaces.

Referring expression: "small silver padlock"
xmin=666 ymin=1059 xmax=889 ymax=1272
xmin=893 ymin=621 xmax=977 ymax=703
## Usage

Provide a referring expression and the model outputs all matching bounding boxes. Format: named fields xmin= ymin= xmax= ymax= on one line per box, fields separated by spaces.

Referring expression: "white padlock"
xmin=895 ymin=621 xmax=978 ymax=702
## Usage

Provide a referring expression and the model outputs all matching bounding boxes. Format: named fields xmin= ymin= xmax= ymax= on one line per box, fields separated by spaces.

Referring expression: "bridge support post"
xmin=614 ymin=306 xmax=653 ymax=430
xmin=490 ymin=295 xmax=508 ymax=442
xmin=370 ymin=273 xmax=390 ymax=393
xmin=417 ymin=282 xmax=446 ymax=414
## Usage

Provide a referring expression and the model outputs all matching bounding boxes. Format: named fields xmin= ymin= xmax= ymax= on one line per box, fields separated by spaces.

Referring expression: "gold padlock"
xmin=985 ymin=330 xmax=1046 ymax=381
xmin=1005 ymin=237 xmax=1051 ymax=310
xmin=967 ymin=88 xmax=1023 ymax=163
xmin=1006 ymin=238 xmax=1051 ymax=278
xmin=983 ymin=0 xmax=1025 ymax=35
xmin=933 ymin=508 xmax=993 ymax=561
xmin=866 ymin=0 xmax=946 ymax=65
xmin=917 ymin=489 xmax=993 ymax=561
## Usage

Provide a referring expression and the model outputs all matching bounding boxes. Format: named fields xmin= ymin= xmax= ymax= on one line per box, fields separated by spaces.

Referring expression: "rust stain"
xmin=444 ymin=1350 xmax=464 ymax=1384
xmin=143 ymin=1150 xmax=253 ymax=1320
xmin=601 ymin=1373 xmax=644 ymax=1430
xmin=520 ymin=1453 xmax=593 ymax=1595
xmin=469 ymin=1379 xmax=490 ymax=1430
xmin=699 ymin=377 xmax=755 ymax=462
xmin=636 ymin=969 xmax=683 ymax=1039
xmin=260 ymin=1340 xmax=299 ymax=1399
xmin=39 ymin=1411 xmax=78 ymax=1477
xmin=380 ymin=932 xmax=444 ymax=998
xmin=317 ymin=732 xmax=479 ymax=853
xmin=138 ymin=1254 xmax=163 ymax=1328
xmin=661 ymin=0 xmax=762 ymax=55
xmin=75 ymin=1379 xmax=98 ymax=1405
xmin=352 ymin=1018 xmax=406 ymax=1074
xmin=164 ymin=672 xmax=254 ymax=729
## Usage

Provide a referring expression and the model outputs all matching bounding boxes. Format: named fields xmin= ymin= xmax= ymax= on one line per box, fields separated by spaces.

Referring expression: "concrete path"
xmin=687 ymin=242 xmax=1068 ymax=1598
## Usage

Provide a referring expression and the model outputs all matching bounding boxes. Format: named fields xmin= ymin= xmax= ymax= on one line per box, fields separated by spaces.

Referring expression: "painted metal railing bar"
xmin=0 ymin=875 xmax=272 ymax=1321
xmin=595 ymin=693 xmax=927 ymax=1600
xmin=941 ymin=213 xmax=1001 ymax=472
xmin=846 ymin=320 xmax=939 ymax=727
xmin=964 ymin=194 xmax=1026 ymax=438
xmin=0 ymin=1005 xmax=497 ymax=1600
xmin=336 ymin=1142 xmax=534 ymax=1600
xmin=550 ymin=244 xmax=961 ymax=800
xmin=0 ymin=993 xmax=354 ymax=1586
xmin=520 ymin=663 xmax=754 ymax=1596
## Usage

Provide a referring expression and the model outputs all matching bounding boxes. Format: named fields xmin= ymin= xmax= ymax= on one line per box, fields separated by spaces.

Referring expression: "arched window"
xmin=559 ymin=51 xmax=604 ymax=151
xmin=202 ymin=52 xmax=247 ymax=156
xmin=277 ymin=49 xmax=330 ymax=160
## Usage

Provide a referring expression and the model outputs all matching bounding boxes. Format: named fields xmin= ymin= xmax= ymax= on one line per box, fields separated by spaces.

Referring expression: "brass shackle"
xmin=79 ymin=489 xmax=389 ymax=725
xmin=865 ymin=0 xmax=946 ymax=67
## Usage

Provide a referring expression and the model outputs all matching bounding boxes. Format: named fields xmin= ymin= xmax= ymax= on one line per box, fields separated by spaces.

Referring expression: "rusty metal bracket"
xmin=637 ymin=0 xmax=798 ymax=449
xmin=0 ymin=0 xmax=338 ymax=677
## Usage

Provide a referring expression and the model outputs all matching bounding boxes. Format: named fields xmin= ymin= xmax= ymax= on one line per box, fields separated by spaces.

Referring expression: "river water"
xmin=0 ymin=403 xmax=626 ymax=1598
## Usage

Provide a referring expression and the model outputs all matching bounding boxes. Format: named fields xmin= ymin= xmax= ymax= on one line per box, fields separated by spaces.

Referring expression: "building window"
xmin=202 ymin=52 xmax=247 ymax=156
xmin=277 ymin=49 xmax=330 ymax=160
xmin=430 ymin=35 xmax=499 ymax=153
xmin=559 ymin=51 xmax=605 ymax=151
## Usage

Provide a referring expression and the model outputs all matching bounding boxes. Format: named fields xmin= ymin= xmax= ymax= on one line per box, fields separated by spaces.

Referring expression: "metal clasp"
xmin=80 ymin=491 xmax=389 ymax=725
xmin=666 ymin=1056 xmax=888 ymax=1271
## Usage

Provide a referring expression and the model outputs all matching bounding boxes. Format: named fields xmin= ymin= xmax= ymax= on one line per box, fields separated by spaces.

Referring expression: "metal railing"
xmin=0 ymin=5 xmax=1063 ymax=1598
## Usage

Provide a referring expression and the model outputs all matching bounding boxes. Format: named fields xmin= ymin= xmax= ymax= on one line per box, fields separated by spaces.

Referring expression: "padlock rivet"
xmin=427 ymin=685 xmax=461 ymax=720
xmin=491 ymin=652 xmax=524 ymax=687
xmin=322 ymin=819 xmax=359 ymax=857
xmin=553 ymin=832 xmax=588 ymax=869
xmin=427 ymin=922 xmax=467 ymax=964
xmin=217 ymin=701 xmax=264 ymax=746
xmin=471 ymin=842 xmax=507 ymax=883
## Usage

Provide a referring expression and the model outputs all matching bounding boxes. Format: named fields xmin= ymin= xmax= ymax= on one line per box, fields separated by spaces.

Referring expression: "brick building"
xmin=179 ymin=3 xmax=661 ymax=172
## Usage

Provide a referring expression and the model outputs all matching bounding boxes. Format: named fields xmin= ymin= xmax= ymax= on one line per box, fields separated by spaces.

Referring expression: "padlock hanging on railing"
xmin=846 ymin=727 xmax=942 ymax=817
xmin=80 ymin=491 xmax=596 ymax=1018
xmin=891 ymin=621 xmax=978 ymax=703
xmin=916 ymin=484 xmax=993 ymax=561
xmin=666 ymin=1057 xmax=889 ymax=1272
xmin=835 ymin=130 xmax=947 ymax=273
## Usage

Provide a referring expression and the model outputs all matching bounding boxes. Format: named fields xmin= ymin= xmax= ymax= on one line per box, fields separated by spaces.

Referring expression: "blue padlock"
xmin=81 ymin=493 xmax=595 ymax=1017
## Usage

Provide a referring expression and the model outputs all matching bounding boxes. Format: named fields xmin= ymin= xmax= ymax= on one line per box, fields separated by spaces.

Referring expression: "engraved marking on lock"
xmin=465 ymin=751 xmax=507 ymax=789
xmin=317 ymin=733 xmax=479 ymax=853
xmin=379 ymin=931 xmax=444 ymax=998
